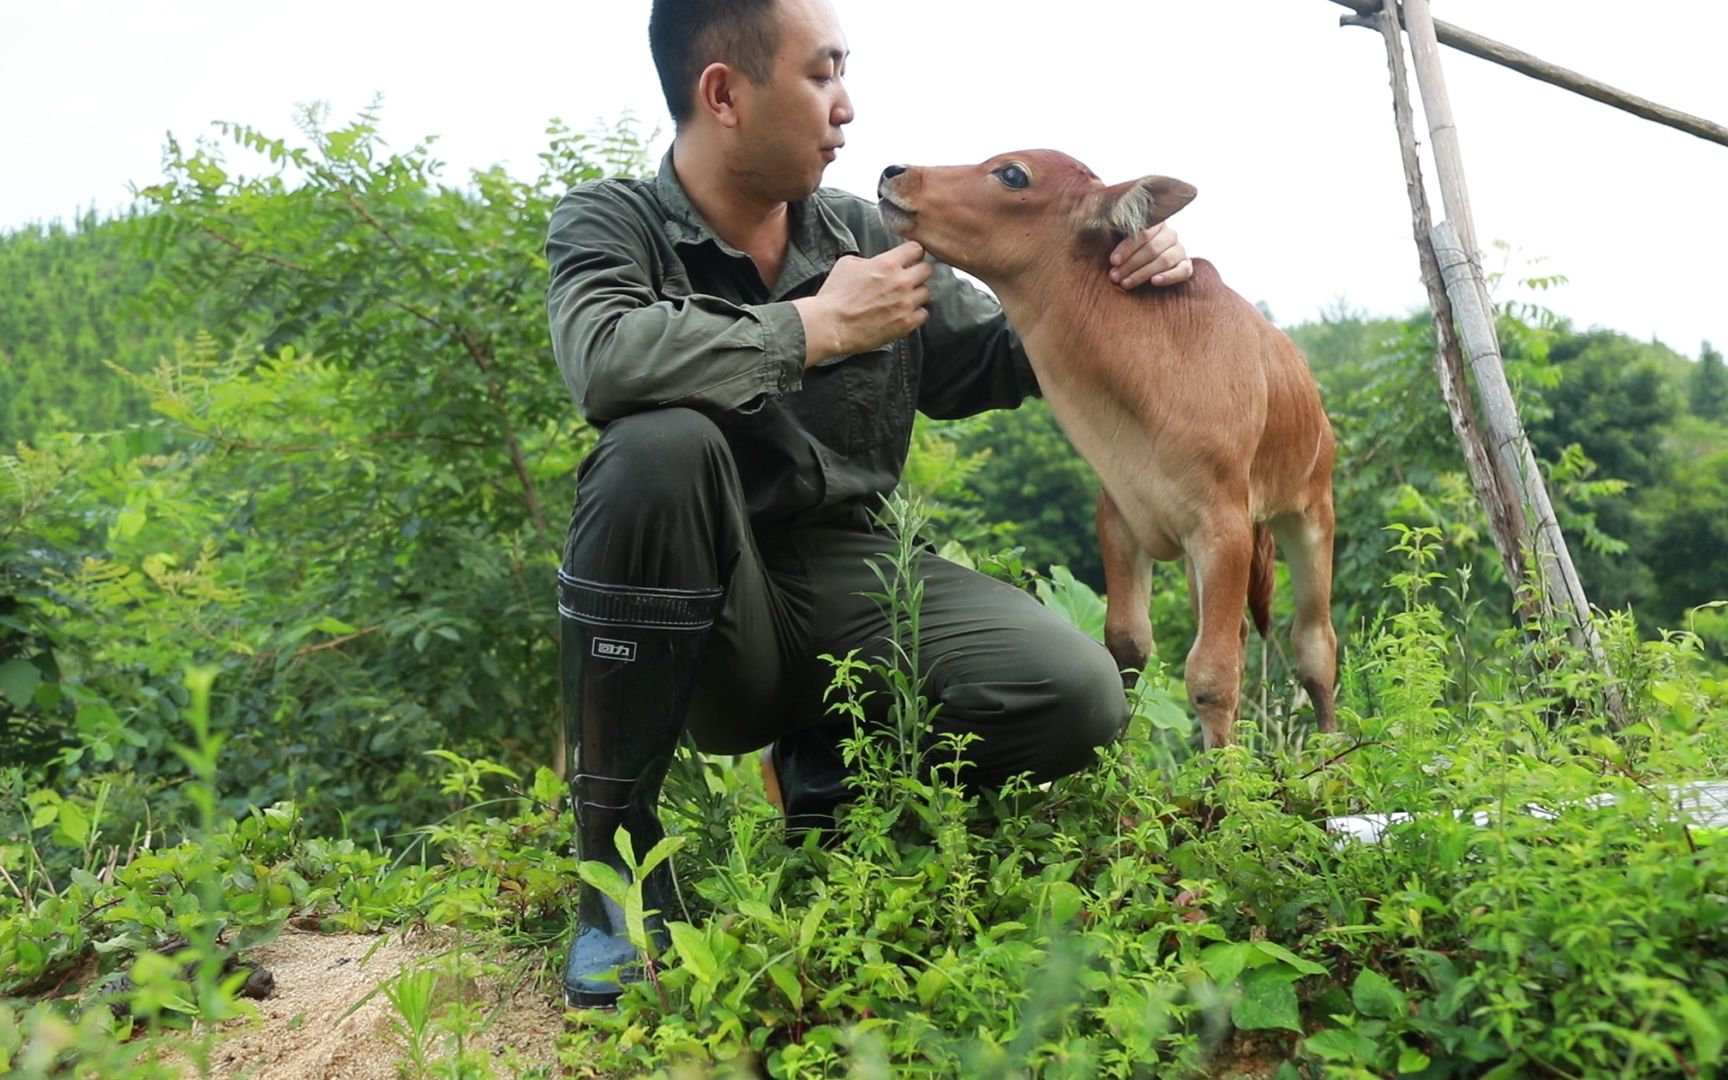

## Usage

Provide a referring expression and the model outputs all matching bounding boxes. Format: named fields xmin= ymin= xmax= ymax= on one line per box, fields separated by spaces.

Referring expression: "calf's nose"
xmin=881 ymin=164 xmax=908 ymax=181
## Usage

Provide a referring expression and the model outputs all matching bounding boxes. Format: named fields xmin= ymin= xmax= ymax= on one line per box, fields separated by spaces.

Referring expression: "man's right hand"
xmin=793 ymin=241 xmax=933 ymax=367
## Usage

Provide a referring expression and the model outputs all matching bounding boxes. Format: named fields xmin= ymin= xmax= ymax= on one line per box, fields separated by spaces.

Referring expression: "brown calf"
xmin=879 ymin=151 xmax=1337 ymax=748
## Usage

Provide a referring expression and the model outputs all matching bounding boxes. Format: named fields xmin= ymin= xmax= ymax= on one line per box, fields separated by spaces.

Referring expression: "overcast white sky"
xmin=3 ymin=0 xmax=1724 ymax=355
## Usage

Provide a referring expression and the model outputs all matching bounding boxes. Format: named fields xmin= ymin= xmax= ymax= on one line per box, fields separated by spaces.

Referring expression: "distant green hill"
xmin=0 ymin=211 xmax=189 ymax=446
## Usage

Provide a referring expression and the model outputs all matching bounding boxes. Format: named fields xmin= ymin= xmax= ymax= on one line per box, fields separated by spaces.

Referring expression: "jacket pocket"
xmin=839 ymin=343 xmax=910 ymax=452
xmin=788 ymin=343 xmax=906 ymax=456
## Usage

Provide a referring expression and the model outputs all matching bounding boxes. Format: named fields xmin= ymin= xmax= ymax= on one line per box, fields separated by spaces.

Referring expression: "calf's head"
xmin=877 ymin=149 xmax=1196 ymax=282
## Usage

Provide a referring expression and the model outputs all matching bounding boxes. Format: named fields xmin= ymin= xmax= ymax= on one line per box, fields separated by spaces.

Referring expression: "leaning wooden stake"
xmin=1356 ymin=0 xmax=1532 ymax=613
xmin=1431 ymin=220 xmax=1606 ymax=649
xmin=1401 ymin=0 xmax=1625 ymax=719
xmin=1401 ymin=0 xmax=1485 ymax=260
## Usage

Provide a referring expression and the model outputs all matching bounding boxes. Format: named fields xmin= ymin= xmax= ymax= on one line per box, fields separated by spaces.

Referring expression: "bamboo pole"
xmin=1432 ymin=220 xmax=1615 ymax=667
xmin=1356 ymin=2 xmax=1533 ymax=614
xmin=1399 ymin=0 xmax=1624 ymax=716
xmin=1400 ymin=0 xmax=1481 ymax=260
xmin=1399 ymin=0 xmax=1570 ymax=608
xmin=1332 ymin=0 xmax=1728 ymax=149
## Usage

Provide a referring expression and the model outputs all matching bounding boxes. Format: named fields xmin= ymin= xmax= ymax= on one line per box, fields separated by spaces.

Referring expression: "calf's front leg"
xmin=1097 ymin=489 xmax=1155 ymax=688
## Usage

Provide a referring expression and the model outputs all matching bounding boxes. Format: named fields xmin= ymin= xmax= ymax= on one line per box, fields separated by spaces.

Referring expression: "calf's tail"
xmin=1248 ymin=523 xmax=1275 ymax=638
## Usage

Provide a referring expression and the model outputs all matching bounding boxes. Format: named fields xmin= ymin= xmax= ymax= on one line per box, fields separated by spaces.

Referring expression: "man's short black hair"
xmin=649 ymin=0 xmax=785 ymax=125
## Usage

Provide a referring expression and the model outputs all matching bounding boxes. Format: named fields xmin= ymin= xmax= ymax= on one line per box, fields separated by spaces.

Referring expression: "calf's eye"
xmin=996 ymin=164 xmax=1030 ymax=190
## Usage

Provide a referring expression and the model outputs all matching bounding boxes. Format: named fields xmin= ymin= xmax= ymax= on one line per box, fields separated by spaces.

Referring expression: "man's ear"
xmin=697 ymin=62 xmax=743 ymax=128
xmin=1088 ymin=175 xmax=1197 ymax=234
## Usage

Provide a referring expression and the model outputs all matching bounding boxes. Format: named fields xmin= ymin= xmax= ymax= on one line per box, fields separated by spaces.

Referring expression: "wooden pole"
xmin=1398 ymin=0 xmax=1625 ymax=718
xmin=1433 ymin=220 xmax=1621 ymax=685
xmin=1363 ymin=0 xmax=1532 ymax=609
xmin=1332 ymin=0 xmax=1728 ymax=150
xmin=1400 ymin=0 xmax=1481 ymax=259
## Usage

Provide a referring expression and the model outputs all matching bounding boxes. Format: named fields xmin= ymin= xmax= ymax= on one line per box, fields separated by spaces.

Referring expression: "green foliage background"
xmin=2 ymin=109 xmax=1726 ymax=1077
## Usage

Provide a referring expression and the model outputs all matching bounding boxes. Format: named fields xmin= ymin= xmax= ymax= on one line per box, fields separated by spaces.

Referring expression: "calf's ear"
xmin=1088 ymin=175 xmax=1197 ymax=234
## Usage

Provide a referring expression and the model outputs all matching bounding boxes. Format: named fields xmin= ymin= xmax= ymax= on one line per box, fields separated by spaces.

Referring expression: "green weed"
xmin=554 ymin=503 xmax=1728 ymax=1078
xmin=3 ymin=514 xmax=1724 ymax=1078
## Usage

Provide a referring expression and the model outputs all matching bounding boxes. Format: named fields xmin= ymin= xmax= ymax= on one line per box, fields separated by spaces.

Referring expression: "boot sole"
xmin=564 ymin=986 xmax=622 ymax=1010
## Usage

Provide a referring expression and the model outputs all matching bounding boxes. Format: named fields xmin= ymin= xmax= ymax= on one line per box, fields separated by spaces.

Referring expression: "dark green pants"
xmin=562 ymin=408 xmax=1126 ymax=790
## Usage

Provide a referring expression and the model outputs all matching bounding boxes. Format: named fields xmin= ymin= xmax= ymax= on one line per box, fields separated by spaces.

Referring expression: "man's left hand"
xmin=1109 ymin=223 xmax=1193 ymax=289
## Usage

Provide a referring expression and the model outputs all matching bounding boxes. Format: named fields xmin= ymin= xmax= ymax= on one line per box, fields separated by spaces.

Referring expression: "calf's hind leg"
xmin=1185 ymin=516 xmax=1254 ymax=749
xmin=1097 ymin=489 xmax=1156 ymax=687
xmin=1270 ymin=499 xmax=1338 ymax=732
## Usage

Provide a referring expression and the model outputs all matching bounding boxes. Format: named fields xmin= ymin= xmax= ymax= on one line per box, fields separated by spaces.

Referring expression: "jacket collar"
xmin=654 ymin=147 xmax=859 ymax=275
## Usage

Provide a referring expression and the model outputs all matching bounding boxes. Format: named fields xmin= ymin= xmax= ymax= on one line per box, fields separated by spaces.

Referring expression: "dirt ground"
xmin=150 ymin=928 xmax=568 ymax=1079
xmin=131 ymin=928 xmax=1293 ymax=1078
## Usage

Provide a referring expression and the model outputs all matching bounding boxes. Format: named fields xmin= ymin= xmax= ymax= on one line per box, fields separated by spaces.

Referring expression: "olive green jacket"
xmin=546 ymin=150 xmax=1039 ymax=524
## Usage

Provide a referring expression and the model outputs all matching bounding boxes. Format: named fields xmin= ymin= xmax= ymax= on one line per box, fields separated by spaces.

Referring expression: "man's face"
xmin=732 ymin=0 xmax=854 ymax=202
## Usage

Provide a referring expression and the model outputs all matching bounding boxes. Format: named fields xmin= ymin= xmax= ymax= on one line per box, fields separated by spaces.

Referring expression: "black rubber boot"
xmin=559 ymin=572 xmax=723 ymax=1009
xmin=765 ymin=722 xmax=857 ymax=840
